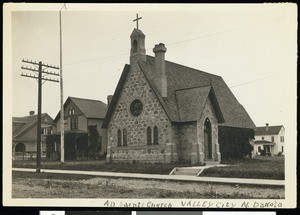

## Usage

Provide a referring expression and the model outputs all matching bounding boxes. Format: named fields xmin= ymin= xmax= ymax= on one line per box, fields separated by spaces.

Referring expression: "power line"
xmin=65 ymin=52 xmax=129 ymax=67
xmin=64 ymin=15 xmax=282 ymax=67
xmin=229 ymin=74 xmax=280 ymax=89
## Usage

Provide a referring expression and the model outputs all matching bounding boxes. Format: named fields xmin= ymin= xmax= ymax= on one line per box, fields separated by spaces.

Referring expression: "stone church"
xmin=102 ymin=26 xmax=255 ymax=164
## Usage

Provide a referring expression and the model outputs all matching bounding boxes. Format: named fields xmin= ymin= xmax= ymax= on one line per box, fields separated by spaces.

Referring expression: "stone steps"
xmin=170 ymin=163 xmax=229 ymax=176
xmin=171 ymin=167 xmax=202 ymax=176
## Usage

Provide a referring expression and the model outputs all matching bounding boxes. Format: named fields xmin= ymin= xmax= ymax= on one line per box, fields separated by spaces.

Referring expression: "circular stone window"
xmin=130 ymin=99 xmax=143 ymax=117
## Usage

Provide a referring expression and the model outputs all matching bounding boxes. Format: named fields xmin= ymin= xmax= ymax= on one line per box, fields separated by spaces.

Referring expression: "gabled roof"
xmin=13 ymin=113 xmax=54 ymax=139
xmin=102 ymin=65 xmax=130 ymax=128
xmin=103 ymin=56 xmax=255 ymax=129
xmin=255 ymin=125 xmax=284 ymax=135
xmin=54 ymin=97 xmax=107 ymax=123
xmin=175 ymin=86 xmax=224 ymax=123
xmin=140 ymin=56 xmax=255 ymax=128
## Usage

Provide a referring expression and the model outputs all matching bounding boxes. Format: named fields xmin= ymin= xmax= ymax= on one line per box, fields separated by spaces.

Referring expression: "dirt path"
xmin=12 ymin=173 xmax=284 ymax=199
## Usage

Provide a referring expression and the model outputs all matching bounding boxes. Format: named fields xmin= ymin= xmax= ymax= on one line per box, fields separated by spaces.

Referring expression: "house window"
xmin=153 ymin=126 xmax=159 ymax=145
xmin=262 ymin=136 xmax=264 ymax=140
xmin=123 ymin=129 xmax=127 ymax=146
xmin=258 ymin=146 xmax=261 ymax=152
xmin=282 ymin=146 xmax=284 ymax=152
xmin=42 ymin=127 xmax=51 ymax=135
xmin=117 ymin=129 xmax=122 ymax=146
xmin=70 ymin=118 xmax=74 ymax=130
xmin=74 ymin=117 xmax=78 ymax=130
xmin=271 ymin=136 xmax=274 ymax=142
xmin=47 ymin=127 xmax=52 ymax=134
xmin=70 ymin=117 xmax=78 ymax=130
xmin=69 ymin=108 xmax=75 ymax=116
xmin=280 ymin=136 xmax=284 ymax=142
xmin=147 ymin=127 xmax=152 ymax=145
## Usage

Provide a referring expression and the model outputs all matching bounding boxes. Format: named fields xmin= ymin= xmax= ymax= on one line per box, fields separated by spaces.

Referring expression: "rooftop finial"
xmin=133 ymin=13 xmax=142 ymax=29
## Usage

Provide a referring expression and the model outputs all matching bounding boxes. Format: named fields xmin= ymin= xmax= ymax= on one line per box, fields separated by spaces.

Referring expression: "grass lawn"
xmin=12 ymin=171 xmax=284 ymax=199
xmin=13 ymin=155 xmax=284 ymax=180
xmin=202 ymin=156 xmax=284 ymax=180
xmin=13 ymin=160 xmax=190 ymax=175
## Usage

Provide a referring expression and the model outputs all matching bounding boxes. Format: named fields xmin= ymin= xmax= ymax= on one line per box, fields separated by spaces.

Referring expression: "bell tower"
xmin=130 ymin=14 xmax=146 ymax=64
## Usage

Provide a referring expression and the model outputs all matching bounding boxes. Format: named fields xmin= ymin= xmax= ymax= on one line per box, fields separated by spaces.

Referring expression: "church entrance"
xmin=204 ymin=118 xmax=212 ymax=159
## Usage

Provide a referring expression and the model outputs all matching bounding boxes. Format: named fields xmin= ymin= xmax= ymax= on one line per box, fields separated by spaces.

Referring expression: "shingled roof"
xmin=54 ymin=97 xmax=107 ymax=123
xmin=13 ymin=113 xmax=54 ymax=139
xmin=103 ymin=55 xmax=256 ymax=129
xmin=255 ymin=125 xmax=284 ymax=135
xmin=175 ymin=86 xmax=224 ymax=123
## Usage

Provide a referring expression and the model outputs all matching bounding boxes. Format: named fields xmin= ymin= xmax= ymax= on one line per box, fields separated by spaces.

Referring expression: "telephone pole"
xmin=21 ymin=59 xmax=59 ymax=173
xmin=59 ymin=3 xmax=67 ymax=163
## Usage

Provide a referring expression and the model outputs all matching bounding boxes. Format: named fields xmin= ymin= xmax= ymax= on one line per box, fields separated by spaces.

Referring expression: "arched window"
xmin=132 ymin=39 xmax=138 ymax=53
xmin=15 ymin=142 xmax=26 ymax=152
xmin=147 ymin=126 xmax=152 ymax=145
xmin=117 ymin=129 xmax=122 ymax=146
xmin=123 ymin=129 xmax=127 ymax=146
xmin=153 ymin=126 xmax=159 ymax=145
xmin=204 ymin=118 xmax=212 ymax=159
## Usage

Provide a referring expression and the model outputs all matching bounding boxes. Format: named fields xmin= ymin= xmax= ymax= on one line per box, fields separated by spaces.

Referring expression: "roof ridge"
xmin=13 ymin=113 xmax=48 ymax=118
xmin=256 ymin=125 xmax=284 ymax=128
xmin=69 ymin=96 xmax=107 ymax=104
xmin=146 ymin=55 xmax=221 ymax=78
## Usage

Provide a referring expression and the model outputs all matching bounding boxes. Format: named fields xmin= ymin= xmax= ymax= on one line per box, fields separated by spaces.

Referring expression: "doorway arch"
xmin=204 ymin=118 xmax=212 ymax=159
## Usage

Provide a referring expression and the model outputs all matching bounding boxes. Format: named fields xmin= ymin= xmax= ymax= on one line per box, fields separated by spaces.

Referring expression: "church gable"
xmin=107 ymin=62 xmax=171 ymax=162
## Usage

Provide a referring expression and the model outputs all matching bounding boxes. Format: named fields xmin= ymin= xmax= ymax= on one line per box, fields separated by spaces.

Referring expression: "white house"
xmin=254 ymin=123 xmax=285 ymax=156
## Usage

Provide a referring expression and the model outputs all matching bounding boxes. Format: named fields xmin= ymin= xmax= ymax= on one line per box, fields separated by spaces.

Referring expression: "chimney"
xmin=153 ymin=43 xmax=167 ymax=98
xmin=107 ymin=95 xmax=113 ymax=106
xmin=266 ymin=123 xmax=269 ymax=131
xmin=29 ymin=111 xmax=35 ymax=116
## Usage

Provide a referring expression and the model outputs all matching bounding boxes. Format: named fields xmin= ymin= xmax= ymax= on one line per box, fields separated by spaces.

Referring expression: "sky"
xmin=7 ymin=3 xmax=297 ymax=130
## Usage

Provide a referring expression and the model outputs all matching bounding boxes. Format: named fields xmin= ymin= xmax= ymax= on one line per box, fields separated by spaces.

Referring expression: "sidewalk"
xmin=12 ymin=167 xmax=285 ymax=186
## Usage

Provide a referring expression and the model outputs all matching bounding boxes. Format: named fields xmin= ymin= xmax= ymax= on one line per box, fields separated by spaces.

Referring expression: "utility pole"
xmin=21 ymin=59 xmax=59 ymax=173
xmin=59 ymin=3 xmax=67 ymax=163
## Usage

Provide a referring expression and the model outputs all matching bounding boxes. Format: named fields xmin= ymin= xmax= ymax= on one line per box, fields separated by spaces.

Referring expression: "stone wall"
xmin=177 ymin=122 xmax=197 ymax=163
xmin=107 ymin=63 xmax=171 ymax=163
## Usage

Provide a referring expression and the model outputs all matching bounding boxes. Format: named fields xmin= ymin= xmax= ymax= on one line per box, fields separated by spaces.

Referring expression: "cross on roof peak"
xmin=133 ymin=13 xmax=142 ymax=29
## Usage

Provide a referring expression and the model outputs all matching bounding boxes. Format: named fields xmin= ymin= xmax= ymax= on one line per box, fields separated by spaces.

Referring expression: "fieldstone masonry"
xmin=105 ymin=28 xmax=221 ymax=164
xmin=107 ymin=62 xmax=172 ymax=163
